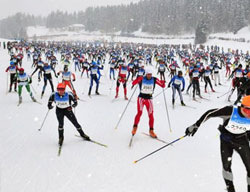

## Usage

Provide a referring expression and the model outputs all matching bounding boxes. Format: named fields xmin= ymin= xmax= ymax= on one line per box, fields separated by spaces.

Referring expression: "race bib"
xmin=174 ymin=78 xmax=182 ymax=85
xmin=225 ymin=107 xmax=250 ymax=134
xmin=91 ymin=68 xmax=98 ymax=75
xmin=193 ymin=71 xmax=199 ymax=77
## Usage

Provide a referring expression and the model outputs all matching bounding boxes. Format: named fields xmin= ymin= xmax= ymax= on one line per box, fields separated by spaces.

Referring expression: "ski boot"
xmin=212 ymin=89 xmax=215 ymax=92
xmin=81 ymin=133 xmax=90 ymax=141
xmin=41 ymin=91 xmax=44 ymax=99
xmin=132 ymin=125 xmax=137 ymax=136
xmin=124 ymin=95 xmax=128 ymax=100
xmin=205 ymin=88 xmax=207 ymax=93
xmin=58 ymin=137 xmax=64 ymax=146
xmin=79 ymin=129 xmax=90 ymax=141
xmin=181 ymin=101 xmax=186 ymax=106
xmin=225 ymin=180 xmax=235 ymax=192
xmin=18 ymin=96 xmax=22 ymax=104
xmin=31 ymin=96 xmax=37 ymax=102
xmin=149 ymin=128 xmax=157 ymax=138
xmin=88 ymin=87 xmax=92 ymax=96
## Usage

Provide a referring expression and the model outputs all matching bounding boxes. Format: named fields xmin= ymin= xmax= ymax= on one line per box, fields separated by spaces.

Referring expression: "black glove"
xmin=168 ymin=83 xmax=171 ymax=88
xmin=72 ymin=103 xmax=77 ymax=108
xmin=73 ymin=79 xmax=76 ymax=82
xmin=181 ymin=88 xmax=184 ymax=92
xmin=48 ymin=105 xmax=53 ymax=110
xmin=29 ymin=76 xmax=32 ymax=84
xmin=185 ymin=124 xmax=199 ymax=136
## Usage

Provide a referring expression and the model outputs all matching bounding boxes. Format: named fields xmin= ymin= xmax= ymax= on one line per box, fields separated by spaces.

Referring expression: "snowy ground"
xmin=0 ymin=43 xmax=248 ymax=192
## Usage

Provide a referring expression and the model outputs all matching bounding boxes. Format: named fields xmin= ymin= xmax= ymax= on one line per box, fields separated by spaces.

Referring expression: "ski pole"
xmin=134 ymin=135 xmax=187 ymax=164
xmin=154 ymin=87 xmax=168 ymax=99
xmin=31 ymin=84 xmax=37 ymax=94
xmin=162 ymin=87 xmax=172 ymax=133
xmin=115 ymin=84 xmax=138 ymax=129
xmin=109 ymin=79 xmax=114 ymax=95
xmin=6 ymin=72 xmax=9 ymax=94
xmin=217 ymin=86 xmax=232 ymax=99
xmin=216 ymin=90 xmax=231 ymax=99
xmin=38 ymin=109 xmax=50 ymax=131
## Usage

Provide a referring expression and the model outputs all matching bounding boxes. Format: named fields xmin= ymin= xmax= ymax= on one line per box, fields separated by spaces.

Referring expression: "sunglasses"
xmin=242 ymin=106 xmax=250 ymax=115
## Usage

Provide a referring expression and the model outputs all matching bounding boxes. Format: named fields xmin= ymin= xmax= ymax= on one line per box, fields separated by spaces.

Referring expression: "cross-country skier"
xmin=88 ymin=61 xmax=103 ymax=96
xmin=17 ymin=68 xmax=36 ymax=104
xmin=47 ymin=83 xmax=90 ymax=146
xmin=57 ymin=65 xmax=78 ymax=99
xmin=115 ymin=61 xmax=129 ymax=100
xmin=131 ymin=68 xmax=165 ymax=138
xmin=168 ymin=71 xmax=185 ymax=106
xmin=185 ymin=95 xmax=250 ymax=192
xmin=41 ymin=62 xmax=57 ymax=98
xmin=5 ymin=61 xmax=19 ymax=92
xmin=204 ymin=66 xmax=215 ymax=93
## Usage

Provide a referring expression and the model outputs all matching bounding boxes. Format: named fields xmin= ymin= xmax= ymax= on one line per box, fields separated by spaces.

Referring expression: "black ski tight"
xmin=192 ymin=80 xmax=200 ymax=97
xmin=220 ymin=135 xmax=250 ymax=192
xmin=56 ymin=108 xmax=81 ymax=129
xmin=204 ymin=77 xmax=213 ymax=90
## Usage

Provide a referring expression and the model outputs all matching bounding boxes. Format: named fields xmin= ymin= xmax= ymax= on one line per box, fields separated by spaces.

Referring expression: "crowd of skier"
xmin=3 ymin=40 xmax=250 ymax=192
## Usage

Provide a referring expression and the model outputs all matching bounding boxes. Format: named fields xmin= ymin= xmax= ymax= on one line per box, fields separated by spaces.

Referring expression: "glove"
xmin=131 ymin=85 xmax=134 ymax=90
xmin=185 ymin=124 xmax=199 ymax=136
xmin=48 ymin=105 xmax=53 ymax=110
xmin=29 ymin=78 xmax=32 ymax=84
xmin=181 ymin=88 xmax=184 ymax=92
xmin=72 ymin=103 xmax=77 ymax=108
xmin=73 ymin=79 xmax=76 ymax=82
xmin=168 ymin=83 xmax=171 ymax=88
xmin=67 ymin=106 xmax=72 ymax=111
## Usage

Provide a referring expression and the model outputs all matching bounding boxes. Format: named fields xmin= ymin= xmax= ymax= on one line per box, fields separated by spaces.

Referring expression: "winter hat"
xmin=145 ymin=68 xmax=153 ymax=74
xmin=241 ymin=95 xmax=250 ymax=107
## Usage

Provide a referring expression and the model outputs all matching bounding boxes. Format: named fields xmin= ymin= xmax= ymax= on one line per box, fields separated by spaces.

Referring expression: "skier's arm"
xmin=69 ymin=92 xmax=78 ymax=107
xmin=195 ymin=106 xmax=233 ymax=127
xmin=229 ymin=68 xmax=237 ymax=79
xmin=5 ymin=67 xmax=9 ymax=72
xmin=132 ymin=76 xmax=143 ymax=87
xmin=98 ymin=65 xmax=104 ymax=70
xmin=186 ymin=106 xmax=233 ymax=136
xmin=182 ymin=77 xmax=185 ymax=90
xmin=51 ymin=65 xmax=57 ymax=77
xmin=48 ymin=93 xmax=55 ymax=109
xmin=168 ymin=76 xmax=175 ymax=87
xmin=31 ymin=67 xmax=38 ymax=76
xmin=155 ymin=78 xmax=165 ymax=88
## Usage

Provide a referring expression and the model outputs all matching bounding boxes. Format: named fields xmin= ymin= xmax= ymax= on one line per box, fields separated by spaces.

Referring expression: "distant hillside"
xmin=1 ymin=0 xmax=250 ymax=39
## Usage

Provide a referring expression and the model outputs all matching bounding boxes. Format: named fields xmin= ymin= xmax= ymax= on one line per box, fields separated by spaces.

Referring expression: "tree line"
xmin=0 ymin=0 xmax=249 ymax=40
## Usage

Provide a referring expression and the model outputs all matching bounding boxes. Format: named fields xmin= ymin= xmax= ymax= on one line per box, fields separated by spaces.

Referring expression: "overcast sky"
xmin=0 ymin=0 xmax=140 ymax=19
